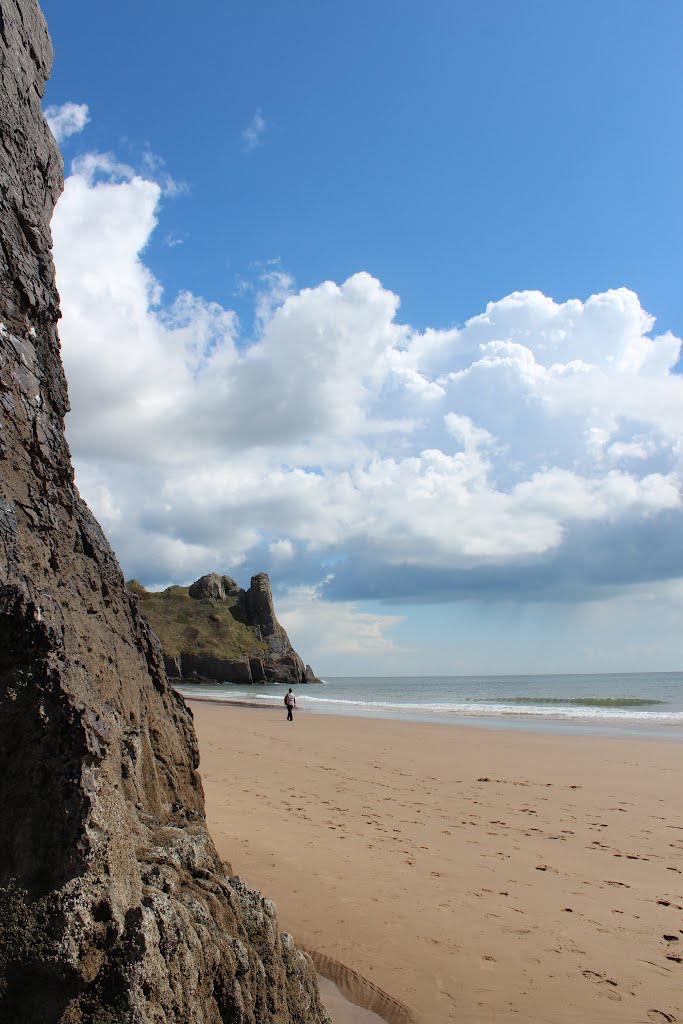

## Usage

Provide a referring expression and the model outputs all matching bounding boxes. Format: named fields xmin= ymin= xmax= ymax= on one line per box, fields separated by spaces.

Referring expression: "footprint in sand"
xmin=581 ymin=970 xmax=621 ymax=1001
xmin=647 ymin=1012 xmax=676 ymax=1023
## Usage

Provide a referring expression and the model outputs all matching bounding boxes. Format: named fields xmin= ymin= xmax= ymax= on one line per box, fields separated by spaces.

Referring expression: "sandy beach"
xmin=188 ymin=699 xmax=682 ymax=1024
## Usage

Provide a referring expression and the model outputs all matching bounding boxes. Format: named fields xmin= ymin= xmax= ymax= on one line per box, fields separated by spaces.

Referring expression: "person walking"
xmin=284 ymin=687 xmax=296 ymax=722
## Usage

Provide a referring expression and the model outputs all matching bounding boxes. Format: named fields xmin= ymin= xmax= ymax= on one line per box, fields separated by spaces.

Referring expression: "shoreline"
xmin=189 ymin=700 xmax=683 ymax=1023
xmin=181 ymin=689 xmax=683 ymax=741
xmin=183 ymin=695 xmax=275 ymax=710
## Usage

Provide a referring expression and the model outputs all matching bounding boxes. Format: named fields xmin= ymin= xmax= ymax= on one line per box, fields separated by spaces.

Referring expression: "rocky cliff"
xmin=129 ymin=573 xmax=318 ymax=685
xmin=0 ymin=3 xmax=330 ymax=1022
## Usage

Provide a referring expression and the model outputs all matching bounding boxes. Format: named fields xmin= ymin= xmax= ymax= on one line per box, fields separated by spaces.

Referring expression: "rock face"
xmin=238 ymin=573 xmax=318 ymax=684
xmin=135 ymin=572 xmax=319 ymax=686
xmin=187 ymin=573 xmax=244 ymax=602
xmin=0 ymin=3 xmax=330 ymax=1022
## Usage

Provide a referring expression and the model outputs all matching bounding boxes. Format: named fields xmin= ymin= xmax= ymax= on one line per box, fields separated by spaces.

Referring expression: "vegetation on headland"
xmin=127 ymin=580 xmax=269 ymax=660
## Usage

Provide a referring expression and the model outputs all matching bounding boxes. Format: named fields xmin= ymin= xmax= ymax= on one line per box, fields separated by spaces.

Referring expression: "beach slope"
xmin=190 ymin=700 xmax=683 ymax=1023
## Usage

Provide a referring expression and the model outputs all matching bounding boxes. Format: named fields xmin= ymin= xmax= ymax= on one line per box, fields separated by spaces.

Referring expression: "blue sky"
xmin=39 ymin=1 xmax=683 ymax=674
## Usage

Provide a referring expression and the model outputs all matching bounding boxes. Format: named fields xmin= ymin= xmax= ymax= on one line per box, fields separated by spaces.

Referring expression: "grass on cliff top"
xmin=127 ymin=580 xmax=268 ymax=660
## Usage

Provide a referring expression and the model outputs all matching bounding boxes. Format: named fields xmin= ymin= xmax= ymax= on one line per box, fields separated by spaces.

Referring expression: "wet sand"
xmin=188 ymin=699 xmax=682 ymax=1024
xmin=317 ymin=977 xmax=387 ymax=1024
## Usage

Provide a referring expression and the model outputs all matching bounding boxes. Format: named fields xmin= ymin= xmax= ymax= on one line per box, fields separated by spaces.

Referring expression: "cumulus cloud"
xmin=276 ymin=581 xmax=405 ymax=665
xmin=242 ymin=109 xmax=266 ymax=150
xmin=268 ymin=538 xmax=295 ymax=562
xmin=51 ymin=155 xmax=683 ymax=618
xmin=44 ymin=101 xmax=90 ymax=144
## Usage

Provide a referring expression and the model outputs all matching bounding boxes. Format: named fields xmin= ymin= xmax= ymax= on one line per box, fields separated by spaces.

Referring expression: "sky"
xmin=38 ymin=0 xmax=683 ymax=675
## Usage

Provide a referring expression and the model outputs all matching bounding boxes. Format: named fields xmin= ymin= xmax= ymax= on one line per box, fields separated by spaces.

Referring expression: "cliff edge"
xmin=129 ymin=572 xmax=319 ymax=685
xmin=0 ymin=3 xmax=330 ymax=1022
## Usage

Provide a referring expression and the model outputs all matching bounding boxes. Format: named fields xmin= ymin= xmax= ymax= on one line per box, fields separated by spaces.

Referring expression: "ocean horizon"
xmin=176 ymin=671 xmax=683 ymax=738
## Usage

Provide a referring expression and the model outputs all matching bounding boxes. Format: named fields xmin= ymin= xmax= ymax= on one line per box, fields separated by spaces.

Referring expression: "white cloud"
xmin=242 ymin=109 xmax=266 ymax=150
xmin=44 ymin=102 xmax=90 ymax=144
xmin=276 ymin=581 xmax=405 ymax=663
xmin=444 ymin=412 xmax=495 ymax=452
xmin=51 ymin=154 xmax=683 ymax=611
xmin=268 ymin=538 xmax=295 ymax=562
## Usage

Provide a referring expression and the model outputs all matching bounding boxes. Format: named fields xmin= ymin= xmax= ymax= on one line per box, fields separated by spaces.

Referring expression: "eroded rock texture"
xmin=160 ymin=573 xmax=319 ymax=686
xmin=0 ymin=3 xmax=330 ymax=1022
xmin=238 ymin=573 xmax=318 ymax=684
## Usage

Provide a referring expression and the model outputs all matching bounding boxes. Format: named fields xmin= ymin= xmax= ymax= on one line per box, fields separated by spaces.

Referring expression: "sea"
xmin=175 ymin=671 xmax=683 ymax=738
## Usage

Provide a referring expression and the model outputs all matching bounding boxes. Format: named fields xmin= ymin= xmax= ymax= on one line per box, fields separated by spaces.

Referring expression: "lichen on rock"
xmin=0 ymin=2 xmax=330 ymax=1021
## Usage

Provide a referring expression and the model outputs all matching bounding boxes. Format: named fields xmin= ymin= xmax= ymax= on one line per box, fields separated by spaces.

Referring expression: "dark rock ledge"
xmin=0 ymin=2 xmax=330 ymax=1021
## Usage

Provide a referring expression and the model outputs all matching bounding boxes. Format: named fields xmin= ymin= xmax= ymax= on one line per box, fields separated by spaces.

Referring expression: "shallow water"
xmin=176 ymin=671 xmax=683 ymax=737
xmin=317 ymin=976 xmax=386 ymax=1023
